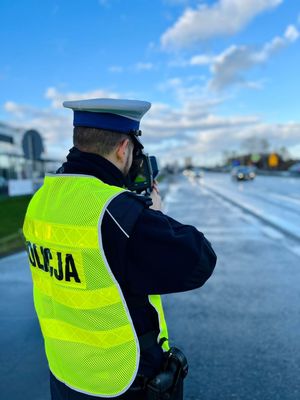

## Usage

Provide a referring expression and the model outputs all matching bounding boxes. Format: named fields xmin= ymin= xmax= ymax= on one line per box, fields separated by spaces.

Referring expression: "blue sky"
xmin=1 ymin=0 xmax=300 ymax=165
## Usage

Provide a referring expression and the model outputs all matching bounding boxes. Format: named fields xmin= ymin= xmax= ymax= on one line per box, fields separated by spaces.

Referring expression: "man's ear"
xmin=116 ymin=138 xmax=130 ymax=162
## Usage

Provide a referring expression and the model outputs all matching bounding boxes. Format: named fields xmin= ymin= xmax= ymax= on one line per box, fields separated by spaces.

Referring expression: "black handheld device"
xmin=127 ymin=153 xmax=159 ymax=194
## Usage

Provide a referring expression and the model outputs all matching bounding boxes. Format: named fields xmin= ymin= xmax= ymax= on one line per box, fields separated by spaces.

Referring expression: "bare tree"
xmin=277 ymin=146 xmax=290 ymax=161
xmin=241 ymin=136 xmax=270 ymax=154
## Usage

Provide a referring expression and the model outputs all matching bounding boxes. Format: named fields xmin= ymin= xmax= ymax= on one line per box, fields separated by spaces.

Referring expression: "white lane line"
xmin=270 ymin=193 xmax=300 ymax=206
xmin=286 ymin=246 xmax=300 ymax=257
xmin=202 ymin=181 xmax=300 ymax=243
xmin=261 ymin=226 xmax=284 ymax=240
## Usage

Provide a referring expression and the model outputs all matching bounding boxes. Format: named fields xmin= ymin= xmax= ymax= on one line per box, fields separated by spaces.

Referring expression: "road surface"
xmin=0 ymin=173 xmax=299 ymax=399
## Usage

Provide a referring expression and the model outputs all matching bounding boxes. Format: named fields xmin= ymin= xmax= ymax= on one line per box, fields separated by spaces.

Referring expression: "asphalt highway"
xmin=0 ymin=173 xmax=299 ymax=400
xmin=164 ymin=174 xmax=300 ymax=400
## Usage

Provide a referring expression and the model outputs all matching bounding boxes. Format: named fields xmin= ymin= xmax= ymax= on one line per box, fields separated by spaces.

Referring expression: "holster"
xmin=146 ymin=347 xmax=188 ymax=400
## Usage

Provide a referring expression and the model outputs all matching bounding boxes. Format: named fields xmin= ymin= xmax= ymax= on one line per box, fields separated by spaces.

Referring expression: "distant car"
xmin=231 ymin=166 xmax=256 ymax=181
xmin=288 ymin=162 xmax=300 ymax=176
xmin=194 ymin=168 xmax=204 ymax=178
xmin=183 ymin=169 xmax=193 ymax=177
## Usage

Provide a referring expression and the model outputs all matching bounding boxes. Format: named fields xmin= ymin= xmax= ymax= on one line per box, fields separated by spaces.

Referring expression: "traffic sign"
xmin=232 ymin=159 xmax=240 ymax=167
xmin=22 ymin=130 xmax=44 ymax=160
xmin=251 ymin=154 xmax=261 ymax=163
xmin=268 ymin=153 xmax=279 ymax=168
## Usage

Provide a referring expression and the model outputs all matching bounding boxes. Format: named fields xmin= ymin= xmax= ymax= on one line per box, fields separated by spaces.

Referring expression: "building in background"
xmin=0 ymin=121 xmax=61 ymax=195
xmin=0 ymin=121 xmax=61 ymax=180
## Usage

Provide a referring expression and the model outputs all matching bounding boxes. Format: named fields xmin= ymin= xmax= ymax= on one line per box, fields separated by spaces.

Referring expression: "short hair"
xmin=73 ymin=126 xmax=131 ymax=156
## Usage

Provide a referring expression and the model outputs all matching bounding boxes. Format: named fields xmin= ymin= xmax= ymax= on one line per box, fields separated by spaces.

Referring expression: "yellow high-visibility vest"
xmin=23 ymin=174 xmax=169 ymax=397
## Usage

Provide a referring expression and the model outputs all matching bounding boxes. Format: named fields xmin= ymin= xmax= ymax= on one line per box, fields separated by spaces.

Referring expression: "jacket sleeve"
xmin=125 ymin=208 xmax=217 ymax=295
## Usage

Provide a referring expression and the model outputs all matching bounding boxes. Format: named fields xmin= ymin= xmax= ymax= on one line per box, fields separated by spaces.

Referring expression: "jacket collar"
xmin=57 ymin=147 xmax=126 ymax=188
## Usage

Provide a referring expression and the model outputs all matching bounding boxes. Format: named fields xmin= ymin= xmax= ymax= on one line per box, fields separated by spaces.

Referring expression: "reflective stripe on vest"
xmin=23 ymin=174 xmax=169 ymax=397
xmin=149 ymin=295 xmax=169 ymax=352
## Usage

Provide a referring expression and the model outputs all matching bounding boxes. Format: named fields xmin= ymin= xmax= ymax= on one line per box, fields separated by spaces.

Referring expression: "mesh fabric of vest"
xmin=23 ymin=174 xmax=139 ymax=397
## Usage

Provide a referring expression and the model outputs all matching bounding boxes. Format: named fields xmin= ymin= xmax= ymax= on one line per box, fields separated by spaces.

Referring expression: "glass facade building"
xmin=0 ymin=122 xmax=61 ymax=181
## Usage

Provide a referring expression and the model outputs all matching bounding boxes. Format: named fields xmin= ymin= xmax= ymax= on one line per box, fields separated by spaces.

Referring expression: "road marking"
xmin=201 ymin=181 xmax=300 ymax=243
xmin=261 ymin=226 xmax=284 ymax=240
xmin=286 ymin=245 xmax=300 ymax=257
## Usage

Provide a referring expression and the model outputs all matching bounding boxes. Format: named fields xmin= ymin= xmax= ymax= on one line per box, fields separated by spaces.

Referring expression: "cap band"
xmin=73 ymin=111 xmax=140 ymax=133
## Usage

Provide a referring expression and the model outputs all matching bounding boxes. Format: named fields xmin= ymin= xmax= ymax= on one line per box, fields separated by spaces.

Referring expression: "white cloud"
xmin=4 ymin=87 xmax=120 ymax=159
xmin=161 ymin=0 xmax=282 ymax=50
xmin=137 ymin=87 xmax=300 ymax=163
xmin=134 ymin=62 xmax=154 ymax=71
xmin=4 ymin=101 xmax=54 ymax=119
xmin=109 ymin=63 xmax=155 ymax=74
xmin=45 ymin=87 xmax=119 ymax=109
xmin=207 ymin=25 xmax=299 ymax=91
xmin=210 ymin=45 xmax=259 ymax=90
xmin=180 ymin=22 xmax=298 ymax=75
xmin=4 ymin=101 xmax=27 ymax=117
xmin=144 ymin=106 xmax=259 ymax=138
xmin=158 ymin=75 xmax=216 ymax=103
xmin=284 ymin=25 xmax=300 ymax=42
xmin=98 ymin=0 xmax=110 ymax=7
xmin=108 ymin=65 xmax=124 ymax=73
xmin=163 ymin=0 xmax=192 ymax=5
xmin=158 ymin=77 xmax=182 ymax=91
xmin=190 ymin=54 xmax=213 ymax=66
xmin=151 ymin=120 xmax=300 ymax=166
xmin=4 ymin=101 xmax=72 ymax=160
xmin=4 ymin=86 xmax=300 ymax=165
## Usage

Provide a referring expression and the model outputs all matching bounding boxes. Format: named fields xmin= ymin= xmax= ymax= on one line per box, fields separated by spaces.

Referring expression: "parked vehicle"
xmin=288 ymin=162 xmax=300 ymax=176
xmin=231 ymin=166 xmax=256 ymax=181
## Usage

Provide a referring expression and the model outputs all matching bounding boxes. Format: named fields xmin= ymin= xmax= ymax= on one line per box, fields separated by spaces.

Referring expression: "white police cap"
xmin=63 ymin=98 xmax=151 ymax=135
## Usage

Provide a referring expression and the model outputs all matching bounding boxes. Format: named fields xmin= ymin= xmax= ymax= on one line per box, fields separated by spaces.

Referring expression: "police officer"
xmin=23 ymin=98 xmax=217 ymax=400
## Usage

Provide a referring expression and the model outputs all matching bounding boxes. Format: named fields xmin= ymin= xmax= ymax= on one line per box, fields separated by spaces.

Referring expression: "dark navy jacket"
xmin=50 ymin=147 xmax=217 ymax=400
